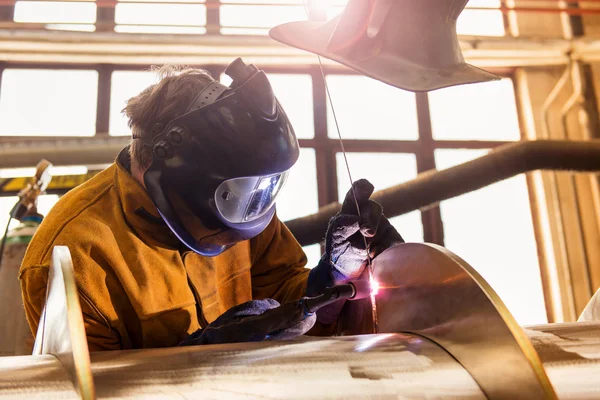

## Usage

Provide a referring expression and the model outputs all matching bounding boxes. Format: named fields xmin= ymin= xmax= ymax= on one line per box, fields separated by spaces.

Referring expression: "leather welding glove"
xmin=306 ymin=179 xmax=404 ymax=323
xmin=178 ymin=298 xmax=316 ymax=346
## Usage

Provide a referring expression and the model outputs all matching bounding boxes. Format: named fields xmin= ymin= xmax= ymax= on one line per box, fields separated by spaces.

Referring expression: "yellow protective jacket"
xmin=20 ymin=151 xmax=327 ymax=351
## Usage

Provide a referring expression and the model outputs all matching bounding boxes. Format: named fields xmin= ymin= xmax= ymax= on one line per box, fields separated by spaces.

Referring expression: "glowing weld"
xmin=370 ymin=278 xmax=380 ymax=296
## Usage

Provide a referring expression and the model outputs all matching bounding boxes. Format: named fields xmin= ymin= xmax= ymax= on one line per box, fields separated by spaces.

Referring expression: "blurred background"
xmin=1 ymin=0 xmax=599 ymax=330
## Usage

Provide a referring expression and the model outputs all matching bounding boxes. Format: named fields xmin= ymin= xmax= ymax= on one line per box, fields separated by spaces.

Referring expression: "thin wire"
xmin=303 ymin=0 xmax=379 ymax=334
xmin=316 ymin=57 xmax=379 ymax=334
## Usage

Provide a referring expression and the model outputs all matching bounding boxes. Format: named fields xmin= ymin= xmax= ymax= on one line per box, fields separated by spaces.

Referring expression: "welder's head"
xmin=124 ymin=58 xmax=299 ymax=256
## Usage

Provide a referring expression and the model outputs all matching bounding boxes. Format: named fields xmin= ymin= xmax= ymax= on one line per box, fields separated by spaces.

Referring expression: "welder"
xmin=19 ymin=58 xmax=404 ymax=351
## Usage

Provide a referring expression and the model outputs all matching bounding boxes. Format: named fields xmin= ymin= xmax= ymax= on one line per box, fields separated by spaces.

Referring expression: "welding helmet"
xmin=142 ymin=58 xmax=299 ymax=256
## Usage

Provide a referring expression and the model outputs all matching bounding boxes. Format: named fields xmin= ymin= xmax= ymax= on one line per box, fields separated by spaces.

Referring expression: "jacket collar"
xmin=114 ymin=147 xmax=181 ymax=249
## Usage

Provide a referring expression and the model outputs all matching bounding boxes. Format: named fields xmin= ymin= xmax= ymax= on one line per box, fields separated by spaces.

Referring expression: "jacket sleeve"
xmin=20 ymin=264 xmax=121 ymax=352
xmin=250 ymin=214 xmax=338 ymax=336
xmin=250 ymin=214 xmax=310 ymax=304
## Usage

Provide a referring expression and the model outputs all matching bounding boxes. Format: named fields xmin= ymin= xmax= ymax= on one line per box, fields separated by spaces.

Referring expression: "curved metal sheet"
xmin=340 ymin=243 xmax=557 ymax=399
xmin=526 ymin=322 xmax=600 ymax=400
xmin=88 ymin=334 xmax=485 ymax=399
xmin=0 ymin=354 xmax=78 ymax=398
xmin=33 ymin=246 xmax=95 ymax=399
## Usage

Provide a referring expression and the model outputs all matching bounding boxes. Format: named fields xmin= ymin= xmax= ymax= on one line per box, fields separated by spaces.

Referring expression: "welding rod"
xmin=302 ymin=280 xmax=372 ymax=314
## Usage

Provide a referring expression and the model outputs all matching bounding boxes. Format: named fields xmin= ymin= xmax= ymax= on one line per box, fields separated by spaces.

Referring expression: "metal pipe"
xmin=542 ymin=62 xmax=572 ymax=139
xmin=285 ymin=140 xmax=600 ymax=246
xmin=538 ymin=62 xmax=577 ymax=322
xmin=0 ymin=136 xmax=130 ymax=169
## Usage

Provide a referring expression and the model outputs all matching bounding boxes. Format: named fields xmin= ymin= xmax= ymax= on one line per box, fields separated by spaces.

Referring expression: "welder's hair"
xmin=124 ymin=65 xmax=215 ymax=170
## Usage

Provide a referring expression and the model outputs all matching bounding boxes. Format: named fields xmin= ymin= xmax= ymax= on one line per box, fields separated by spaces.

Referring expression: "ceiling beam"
xmin=0 ymin=29 xmax=581 ymax=67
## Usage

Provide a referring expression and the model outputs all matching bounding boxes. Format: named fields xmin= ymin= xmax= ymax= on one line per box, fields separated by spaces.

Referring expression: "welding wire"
xmin=302 ymin=1 xmax=379 ymax=334
xmin=316 ymin=56 xmax=379 ymax=334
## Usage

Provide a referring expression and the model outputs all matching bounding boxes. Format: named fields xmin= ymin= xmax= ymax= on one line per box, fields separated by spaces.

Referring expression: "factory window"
xmin=109 ymin=71 xmax=158 ymax=136
xmin=276 ymin=148 xmax=321 ymax=267
xmin=221 ymin=73 xmax=315 ymax=139
xmin=435 ymin=149 xmax=547 ymax=326
xmin=219 ymin=2 xmax=306 ymax=35
xmin=0 ymin=69 xmax=98 ymax=136
xmin=114 ymin=1 xmax=207 ymax=34
xmin=459 ymin=0 xmax=505 ymax=37
xmin=428 ymin=78 xmax=521 ymax=141
xmin=335 ymin=153 xmax=424 ymax=243
xmin=13 ymin=0 xmax=96 ymax=31
xmin=326 ymin=75 xmax=419 ymax=140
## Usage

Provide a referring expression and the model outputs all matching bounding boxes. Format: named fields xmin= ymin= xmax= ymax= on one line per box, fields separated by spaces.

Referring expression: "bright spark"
xmin=370 ymin=278 xmax=380 ymax=296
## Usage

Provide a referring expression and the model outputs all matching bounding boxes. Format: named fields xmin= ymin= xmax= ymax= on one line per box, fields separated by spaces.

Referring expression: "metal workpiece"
xmin=526 ymin=322 xmax=600 ymax=400
xmin=344 ymin=243 xmax=558 ymax=399
xmin=32 ymin=246 xmax=95 ymax=400
xmin=87 ymin=334 xmax=485 ymax=399
xmin=4 ymin=244 xmax=600 ymax=399
xmin=0 ymin=354 xmax=78 ymax=399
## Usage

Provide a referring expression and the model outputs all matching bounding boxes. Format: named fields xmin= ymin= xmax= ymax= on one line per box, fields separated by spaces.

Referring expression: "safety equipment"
xmin=178 ymin=298 xmax=316 ymax=346
xmin=141 ymin=58 xmax=299 ymax=256
xmin=269 ymin=0 xmax=500 ymax=92
xmin=306 ymin=179 xmax=404 ymax=323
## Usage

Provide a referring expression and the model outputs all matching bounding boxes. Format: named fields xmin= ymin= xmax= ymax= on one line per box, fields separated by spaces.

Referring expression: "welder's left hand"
xmin=178 ymin=298 xmax=316 ymax=346
xmin=306 ymin=179 xmax=404 ymax=321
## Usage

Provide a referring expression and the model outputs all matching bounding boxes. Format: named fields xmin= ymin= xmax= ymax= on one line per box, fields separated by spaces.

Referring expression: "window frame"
xmin=0 ymin=61 xmax=517 ymax=247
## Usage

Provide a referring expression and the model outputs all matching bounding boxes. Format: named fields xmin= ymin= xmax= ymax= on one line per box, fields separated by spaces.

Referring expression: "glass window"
xmin=221 ymin=73 xmax=314 ymax=139
xmin=276 ymin=148 xmax=318 ymax=223
xmin=115 ymin=2 xmax=206 ymax=34
xmin=435 ymin=149 xmax=546 ymax=326
xmin=459 ymin=0 xmax=505 ymax=37
xmin=110 ymin=71 xmax=158 ymax=136
xmin=220 ymin=4 xmax=306 ymax=34
xmin=303 ymin=243 xmax=322 ymax=270
xmin=14 ymin=1 xmax=96 ymax=24
xmin=336 ymin=153 xmax=423 ymax=242
xmin=429 ymin=78 xmax=520 ymax=141
xmin=0 ymin=69 xmax=98 ymax=137
xmin=326 ymin=75 xmax=418 ymax=140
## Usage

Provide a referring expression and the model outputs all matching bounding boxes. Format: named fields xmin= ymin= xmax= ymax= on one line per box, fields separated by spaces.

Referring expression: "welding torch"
xmin=300 ymin=279 xmax=372 ymax=314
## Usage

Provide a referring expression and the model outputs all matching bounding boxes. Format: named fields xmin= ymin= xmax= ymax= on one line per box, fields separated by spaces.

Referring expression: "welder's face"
xmin=166 ymin=188 xmax=241 ymax=247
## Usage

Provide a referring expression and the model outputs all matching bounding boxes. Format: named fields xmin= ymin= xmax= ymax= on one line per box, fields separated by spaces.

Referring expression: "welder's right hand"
xmin=178 ymin=298 xmax=316 ymax=346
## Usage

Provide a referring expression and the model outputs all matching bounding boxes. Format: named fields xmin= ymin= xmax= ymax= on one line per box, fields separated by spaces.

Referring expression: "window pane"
xmin=276 ymin=149 xmax=318 ymax=222
xmin=115 ymin=2 xmax=206 ymax=33
xmin=0 ymin=69 xmax=98 ymax=136
xmin=110 ymin=71 xmax=158 ymax=136
xmin=336 ymin=153 xmax=423 ymax=242
xmin=326 ymin=75 xmax=418 ymax=140
xmin=303 ymin=243 xmax=322 ymax=270
xmin=14 ymin=1 xmax=96 ymax=23
xmin=429 ymin=78 xmax=520 ymax=141
xmin=435 ymin=149 xmax=546 ymax=326
xmin=221 ymin=73 xmax=314 ymax=139
xmin=265 ymin=74 xmax=314 ymax=139
xmin=220 ymin=5 xmax=305 ymax=32
xmin=459 ymin=0 xmax=504 ymax=37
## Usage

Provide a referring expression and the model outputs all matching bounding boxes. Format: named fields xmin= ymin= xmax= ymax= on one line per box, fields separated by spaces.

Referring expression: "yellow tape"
xmin=0 ymin=172 xmax=102 ymax=194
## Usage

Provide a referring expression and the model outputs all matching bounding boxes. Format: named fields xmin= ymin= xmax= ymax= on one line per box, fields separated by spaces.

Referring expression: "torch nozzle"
xmin=302 ymin=280 xmax=372 ymax=314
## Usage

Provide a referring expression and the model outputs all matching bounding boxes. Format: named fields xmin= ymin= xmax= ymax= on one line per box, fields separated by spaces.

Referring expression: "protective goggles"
xmin=214 ymin=171 xmax=289 ymax=224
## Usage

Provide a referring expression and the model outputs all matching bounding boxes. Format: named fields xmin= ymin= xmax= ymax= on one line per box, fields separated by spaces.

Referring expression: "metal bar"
xmin=95 ymin=65 xmax=112 ymax=137
xmin=285 ymin=140 xmax=600 ymax=246
xmin=0 ymin=136 xmax=130 ymax=168
xmin=415 ymin=92 xmax=444 ymax=246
